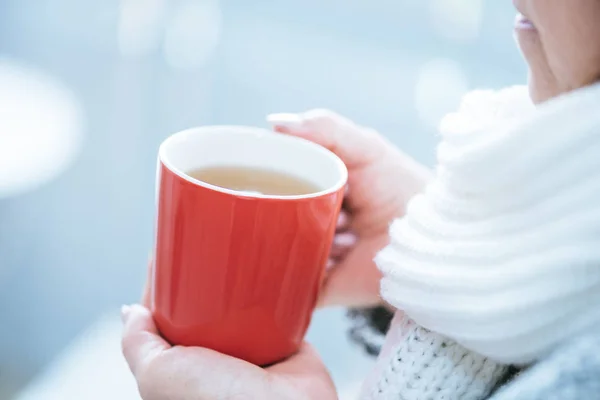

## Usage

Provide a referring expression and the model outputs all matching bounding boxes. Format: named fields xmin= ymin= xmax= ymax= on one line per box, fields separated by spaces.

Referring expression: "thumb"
xmin=121 ymin=304 xmax=170 ymax=378
xmin=267 ymin=109 xmax=390 ymax=168
xmin=268 ymin=343 xmax=327 ymax=375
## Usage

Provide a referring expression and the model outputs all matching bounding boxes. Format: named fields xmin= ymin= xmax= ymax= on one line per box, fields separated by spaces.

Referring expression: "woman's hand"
xmin=123 ymin=109 xmax=430 ymax=399
xmin=268 ymin=110 xmax=431 ymax=308
xmin=121 ymin=304 xmax=337 ymax=400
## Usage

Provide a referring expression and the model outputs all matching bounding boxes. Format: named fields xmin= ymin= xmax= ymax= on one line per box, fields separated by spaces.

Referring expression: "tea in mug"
xmin=186 ymin=166 xmax=321 ymax=196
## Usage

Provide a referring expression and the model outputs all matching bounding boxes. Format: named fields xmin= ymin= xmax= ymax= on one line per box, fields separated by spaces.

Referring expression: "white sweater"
xmin=363 ymin=83 xmax=600 ymax=399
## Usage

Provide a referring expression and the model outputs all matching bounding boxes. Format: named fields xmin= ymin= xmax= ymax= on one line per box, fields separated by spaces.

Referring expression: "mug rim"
xmin=159 ymin=125 xmax=348 ymax=200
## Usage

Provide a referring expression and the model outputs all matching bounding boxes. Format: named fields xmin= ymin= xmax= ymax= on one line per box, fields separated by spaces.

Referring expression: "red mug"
xmin=151 ymin=126 xmax=347 ymax=366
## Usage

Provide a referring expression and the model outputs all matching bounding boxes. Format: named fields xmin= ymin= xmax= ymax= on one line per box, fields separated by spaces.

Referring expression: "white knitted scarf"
xmin=377 ymin=82 xmax=600 ymax=368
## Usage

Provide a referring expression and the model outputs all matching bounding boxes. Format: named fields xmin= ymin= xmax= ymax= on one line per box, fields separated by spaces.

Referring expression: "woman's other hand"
xmin=121 ymin=304 xmax=337 ymax=400
xmin=268 ymin=110 xmax=431 ymax=308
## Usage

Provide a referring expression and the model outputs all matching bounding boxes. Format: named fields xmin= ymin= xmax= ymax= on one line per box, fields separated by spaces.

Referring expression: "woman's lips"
xmin=515 ymin=13 xmax=536 ymax=30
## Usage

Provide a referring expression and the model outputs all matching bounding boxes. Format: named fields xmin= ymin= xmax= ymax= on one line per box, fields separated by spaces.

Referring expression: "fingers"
xmin=122 ymin=305 xmax=273 ymax=400
xmin=121 ymin=304 xmax=170 ymax=379
xmin=336 ymin=210 xmax=351 ymax=231
xmin=267 ymin=109 xmax=389 ymax=168
xmin=329 ymin=232 xmax=357 ymax=259
xmin=318 ymin=235 xmax=388 ymax=308
xmin=330 ymin=208 xmax=355 ymax=259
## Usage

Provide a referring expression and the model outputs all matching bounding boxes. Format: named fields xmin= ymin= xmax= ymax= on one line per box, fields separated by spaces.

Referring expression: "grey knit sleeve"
xmin=490 ymin=331 xmax=600 ymax=400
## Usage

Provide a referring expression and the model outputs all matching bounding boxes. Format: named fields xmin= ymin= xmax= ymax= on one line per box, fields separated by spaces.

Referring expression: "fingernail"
xmin=266 ymin=113 xmax=305 ymax=128
xmin=326 ymin=259 xmax=336 ymax=270
xmin=334 ymin=232 xmax=357 ymax=247
xmin=337 ymin=212 xmax=349 ymax=228
xmin=121 ymin=305 xmax=131 ymax=324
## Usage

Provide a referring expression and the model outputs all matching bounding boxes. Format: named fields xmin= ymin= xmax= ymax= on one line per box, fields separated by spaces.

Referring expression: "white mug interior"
xmin=158 ymin=125 xmax=348 ymax=199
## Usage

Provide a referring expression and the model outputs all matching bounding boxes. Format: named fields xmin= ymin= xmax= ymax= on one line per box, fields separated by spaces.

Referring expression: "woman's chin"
xmin=514 ymin=26 xmax=554 ymax=104
xmin=528 ymin=72 xmax=559 ymax=104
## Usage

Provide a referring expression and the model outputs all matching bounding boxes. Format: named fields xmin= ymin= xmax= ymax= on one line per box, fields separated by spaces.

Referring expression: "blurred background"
xmin=0 ymin=0 xmax=525 ymax=398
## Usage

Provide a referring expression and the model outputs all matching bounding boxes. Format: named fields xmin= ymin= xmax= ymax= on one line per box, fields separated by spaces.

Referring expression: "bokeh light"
xmin=0 ymin=58 xmax=84 ymax=198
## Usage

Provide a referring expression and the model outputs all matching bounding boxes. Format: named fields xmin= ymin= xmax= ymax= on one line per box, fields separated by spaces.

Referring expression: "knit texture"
xmin=362 ymin=313 xmax=507 ymax=400
xmin=490 ymin=331 xmax=600 ymax=400
xmin=377 ymin=83 xmax=600 ymax=365
xmin=356 ymin=311 xmax=600 ymax=399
